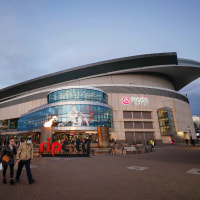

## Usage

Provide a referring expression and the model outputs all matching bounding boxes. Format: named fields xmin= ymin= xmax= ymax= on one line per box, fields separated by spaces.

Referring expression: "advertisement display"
xmin=62 ymin=105 xmax=90 ymax=127
xmin=17 ymin=87 xmax=113 ymax=133
xmin=18 ymin=104 xmax=113 ymax=131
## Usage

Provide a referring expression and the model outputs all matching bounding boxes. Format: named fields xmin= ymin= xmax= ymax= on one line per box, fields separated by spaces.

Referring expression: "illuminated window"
xmin=48 ymin=88 xmax=108 ymax=104
xmin=157 ymin=107 xmax=175 ymax=136
xmin=10 ymin=119 xmax=18 ymax=129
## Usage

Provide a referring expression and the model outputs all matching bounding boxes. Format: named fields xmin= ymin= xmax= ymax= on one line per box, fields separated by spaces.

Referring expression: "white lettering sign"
xmin=121 ymin=95 xmax=149 ymax=106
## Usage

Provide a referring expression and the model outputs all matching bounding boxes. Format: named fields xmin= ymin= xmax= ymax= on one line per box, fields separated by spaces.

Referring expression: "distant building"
xmin=192 ymin=115 xmax=200 ymax=129
xmin=0 ymin=52 xmax=200 ymax=145
xmin=193 ymin=115 xmax=200 ymax=136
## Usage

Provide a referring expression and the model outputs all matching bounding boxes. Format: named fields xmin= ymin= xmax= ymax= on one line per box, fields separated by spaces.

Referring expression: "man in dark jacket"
xmin=76 ymin=138 xmax=81 ymax=152
xmin=86 ymin=139 xmax=91 ymax=157
xmin=61 ymin=139 xmax=69 ymax=153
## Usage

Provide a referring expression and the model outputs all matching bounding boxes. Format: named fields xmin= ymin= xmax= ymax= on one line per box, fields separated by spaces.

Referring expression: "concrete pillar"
xmin=7 ymin=120 xmax=11 ymax=130
xmin=40 ymin=127 xmax=53 ymax=143
xmin=97 ymin=127 xmax=110 ymax=148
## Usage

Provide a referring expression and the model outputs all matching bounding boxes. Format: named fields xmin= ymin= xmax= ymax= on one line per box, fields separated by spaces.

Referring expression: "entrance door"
xmin=125 ymin=132 xmax=154 ymax=144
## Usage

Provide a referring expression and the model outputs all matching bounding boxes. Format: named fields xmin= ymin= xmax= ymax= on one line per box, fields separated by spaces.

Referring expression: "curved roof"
xmin=0 ymin=52 xmax=200 ymax=102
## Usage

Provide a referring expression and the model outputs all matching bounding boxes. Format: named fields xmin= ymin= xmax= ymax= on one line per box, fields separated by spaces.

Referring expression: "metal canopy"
xmin=0 ymin=52 xmax=200 ymax=102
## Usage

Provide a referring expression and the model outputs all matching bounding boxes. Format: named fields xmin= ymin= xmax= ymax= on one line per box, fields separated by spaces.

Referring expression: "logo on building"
xmin=121 ymin=96 xmax=130 ymax=105
xmin=121 ymin=95 xmax=149 ymax=106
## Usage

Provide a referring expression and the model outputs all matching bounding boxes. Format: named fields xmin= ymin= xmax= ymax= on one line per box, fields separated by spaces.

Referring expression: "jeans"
xmin=3 ymin=164 xmax=14 ymax=178
xmin=16 ymin=159 xmax=33 ymax=183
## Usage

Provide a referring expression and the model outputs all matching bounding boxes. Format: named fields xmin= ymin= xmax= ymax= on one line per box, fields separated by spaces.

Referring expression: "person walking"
xmin=61 ymin=139 xmax=69 ymax=153
xmin=185 ymin=138 xmax=189 ymax=146
xmin=82 ymin=139 xmax=86 ymax=153
xmin=150 ymin=139 xmax=154 ymax=148
xmin=76 ymin=137 xmax=81 ymax=152
xmin=15 ymin=138 xmax=35 ymax=184
xmin=86 ymin=139 xmax=91 ymax=157
xmin=0 ymin=138 xmax=17 ymax=185
xmin=0 ymin=138 xmax=2 ymax=151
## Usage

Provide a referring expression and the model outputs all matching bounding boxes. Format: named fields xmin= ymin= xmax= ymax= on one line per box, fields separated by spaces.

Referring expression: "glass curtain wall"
xmin=157 ymin=107 xmax=176 ymax=136
xmin=18 ymin=88 xmax=112 ymax=131
xmin=18 ymin=104 xmax=113 ymax=131
xmin=48 ymin=88 xmax=108 ymax=104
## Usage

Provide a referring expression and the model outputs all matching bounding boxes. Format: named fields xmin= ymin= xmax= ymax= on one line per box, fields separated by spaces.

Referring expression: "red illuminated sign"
xmin=40 ymin=137 xmax=61 ymax=157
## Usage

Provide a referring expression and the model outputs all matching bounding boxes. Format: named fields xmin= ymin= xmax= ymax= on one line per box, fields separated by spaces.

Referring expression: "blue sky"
xmin=0 ymin=0 xmax=200 ymax=115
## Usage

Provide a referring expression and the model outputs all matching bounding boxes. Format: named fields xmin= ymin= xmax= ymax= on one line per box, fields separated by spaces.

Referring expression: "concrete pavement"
xmin=0 ymin=144 xmax=200 ymax=200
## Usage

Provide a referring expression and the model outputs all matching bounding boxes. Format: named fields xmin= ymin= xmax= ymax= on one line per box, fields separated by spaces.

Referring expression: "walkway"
xmin=0 ymin=144 xmax=200 ymax=200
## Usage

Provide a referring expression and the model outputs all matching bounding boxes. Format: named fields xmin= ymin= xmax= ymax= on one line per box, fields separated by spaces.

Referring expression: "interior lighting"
xmin=44 ymin=116 xmax=58 ymax=127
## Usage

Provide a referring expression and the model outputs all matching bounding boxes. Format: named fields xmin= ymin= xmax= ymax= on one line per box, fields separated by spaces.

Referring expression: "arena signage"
xmin=121 ymin=95 xmax=149 ymax=106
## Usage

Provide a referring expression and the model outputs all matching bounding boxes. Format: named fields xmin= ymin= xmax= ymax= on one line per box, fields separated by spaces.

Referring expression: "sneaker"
xmin=10 ymin=180 xmax=16 ymax=185
xmin=29 ymin=179 xmax=35 ymax=184
xmin=15 ymin=179 xmax=20 ymax=183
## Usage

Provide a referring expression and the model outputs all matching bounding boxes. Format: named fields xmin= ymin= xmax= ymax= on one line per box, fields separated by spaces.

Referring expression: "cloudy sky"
xmin=0 ymin=0 xmax=200 ymax=115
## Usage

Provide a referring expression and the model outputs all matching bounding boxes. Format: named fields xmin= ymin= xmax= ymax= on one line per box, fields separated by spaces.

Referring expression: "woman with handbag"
xmin=0 ymin=138 xmax=17 ymax=185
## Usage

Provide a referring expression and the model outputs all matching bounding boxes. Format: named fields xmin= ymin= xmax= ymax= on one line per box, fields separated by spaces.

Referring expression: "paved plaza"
xmin=0 ymin=144 xmax=200 ymax=200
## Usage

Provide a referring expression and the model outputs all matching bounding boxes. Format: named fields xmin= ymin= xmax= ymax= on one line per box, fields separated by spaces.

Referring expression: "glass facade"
xmin=157 ymin=107 xmax=176 ymax=136
xmin=18 ymin=87 xmax=113 ymax=131
xmin=48 ymin=88 xmax=108 ymax=104
xmin=10 ymin=119 xmax=18 ymax=129
xmin=0 ymin=120 xmax=8 ymax=130
xmin=18 ymin=104 xmax=113 ymax=131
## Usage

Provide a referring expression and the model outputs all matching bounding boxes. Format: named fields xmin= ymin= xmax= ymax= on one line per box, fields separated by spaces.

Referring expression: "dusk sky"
xmin=0 ymin=0 xmax=200 ymax=115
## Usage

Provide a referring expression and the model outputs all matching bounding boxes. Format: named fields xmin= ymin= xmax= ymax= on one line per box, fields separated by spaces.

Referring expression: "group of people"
xmin=0 ymin=137 xmax=35 ymax=185
xmin=61 ymin=138 xmax=91 ymax=156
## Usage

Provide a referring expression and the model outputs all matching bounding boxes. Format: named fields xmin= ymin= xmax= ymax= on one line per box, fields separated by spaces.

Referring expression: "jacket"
xmin=16 ymin=142 xmax=33 ymax=161
xmin=0 ymin=145 xmax=17 ymax=165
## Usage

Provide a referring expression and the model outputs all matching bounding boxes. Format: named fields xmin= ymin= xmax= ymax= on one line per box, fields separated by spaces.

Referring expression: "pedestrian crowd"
xmin=0 ymin=135 xmax=196 ymax=186
xmin=59 ymin=137 xmax=91 ymax=156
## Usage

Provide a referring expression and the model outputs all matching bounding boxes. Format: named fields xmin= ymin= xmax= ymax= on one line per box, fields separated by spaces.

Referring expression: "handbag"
xmin=2 ymin=155 xmax=11 ymax=163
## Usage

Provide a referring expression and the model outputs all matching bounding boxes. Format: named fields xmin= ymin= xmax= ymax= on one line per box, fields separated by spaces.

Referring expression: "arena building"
xmin=0 ymin=52 xmax=200 ymax=145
